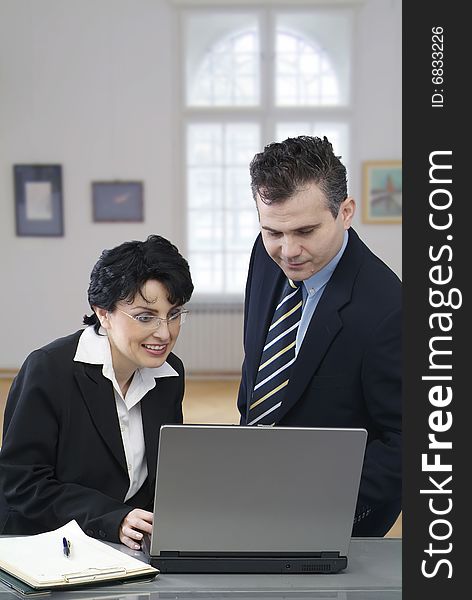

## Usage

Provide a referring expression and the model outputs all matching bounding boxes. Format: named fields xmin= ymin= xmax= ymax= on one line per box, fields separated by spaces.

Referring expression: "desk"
xmin=0 ymin=538 xmax=401 ymax=600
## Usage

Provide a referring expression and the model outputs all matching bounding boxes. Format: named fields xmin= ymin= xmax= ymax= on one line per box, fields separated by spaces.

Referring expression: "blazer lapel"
xmin=275 ymin=285 xmax=345 ymax=422
xmin=247 ymin=248 xmax=285 ymax=389
xmin=275 ymin=229 xmax=364 ymax=423
xmin=74 ymin=362 xmax=128 ymax=473
xmin=140 ymin=387 xmax=163 ymax=485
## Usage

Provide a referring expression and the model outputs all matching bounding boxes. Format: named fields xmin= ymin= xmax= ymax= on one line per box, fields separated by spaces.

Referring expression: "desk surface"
xmin=0 ymin=538 xmax=401 ymax=600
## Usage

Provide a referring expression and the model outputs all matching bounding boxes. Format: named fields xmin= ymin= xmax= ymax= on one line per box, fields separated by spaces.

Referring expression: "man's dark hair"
xmin=83 ymin=234 xmax=194 ymax=333
xmin=249 ymin=135 xmax=348 ymax=218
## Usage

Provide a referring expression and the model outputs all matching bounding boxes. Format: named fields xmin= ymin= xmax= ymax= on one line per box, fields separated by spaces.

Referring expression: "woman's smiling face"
xmin=95 ymin=279 xmax=183 ymax=382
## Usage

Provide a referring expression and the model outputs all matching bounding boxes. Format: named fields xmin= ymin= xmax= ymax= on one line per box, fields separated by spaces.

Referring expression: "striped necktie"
xmin=248 ymin=278 xmax=303 ymax=426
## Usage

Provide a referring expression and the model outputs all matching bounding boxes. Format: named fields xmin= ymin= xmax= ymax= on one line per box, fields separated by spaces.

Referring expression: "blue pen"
xmin=62 ymin=536 xmax=71 ymax=558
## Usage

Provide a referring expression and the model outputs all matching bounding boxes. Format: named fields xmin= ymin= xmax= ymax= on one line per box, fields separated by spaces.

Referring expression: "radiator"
xmin=173 ymin=303 xmax=244 ymax=376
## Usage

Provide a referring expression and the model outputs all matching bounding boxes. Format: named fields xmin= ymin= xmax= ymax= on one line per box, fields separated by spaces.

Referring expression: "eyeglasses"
xmin=116 ymin=308 xmax=189 ymax=329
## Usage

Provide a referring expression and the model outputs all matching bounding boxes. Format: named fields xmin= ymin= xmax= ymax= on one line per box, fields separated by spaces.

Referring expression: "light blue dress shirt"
xmin=296 ymin=229 xmax=349 ymax=354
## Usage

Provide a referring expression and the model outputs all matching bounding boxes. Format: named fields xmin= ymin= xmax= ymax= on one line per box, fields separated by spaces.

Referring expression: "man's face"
xmin=257 ymin=181 xmax=355 ymax=281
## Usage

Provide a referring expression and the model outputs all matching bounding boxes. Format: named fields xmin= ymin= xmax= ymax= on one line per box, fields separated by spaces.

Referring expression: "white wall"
xmin=352 ymin=0 xmax=402 ymax=277
xmin=0 ymin=0 xmax=401 ymax=369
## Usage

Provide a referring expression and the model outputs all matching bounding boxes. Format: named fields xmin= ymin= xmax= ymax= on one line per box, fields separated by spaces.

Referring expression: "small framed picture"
xmin=362 ymin=161 xmax=402 ymax=224
xmin=92 ymin=181 xmax=144 ymax=222
xmin=14 ymin=164 xmax=64 ymax=236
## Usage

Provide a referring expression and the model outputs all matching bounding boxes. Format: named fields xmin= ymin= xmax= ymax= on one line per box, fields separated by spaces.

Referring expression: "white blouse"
xmin=74 ymin=326 xmax=178 ymax=501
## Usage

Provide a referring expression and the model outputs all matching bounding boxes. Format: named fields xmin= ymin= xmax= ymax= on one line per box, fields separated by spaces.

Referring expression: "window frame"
xmin=179 ymin=4 xmax=354 ymax=304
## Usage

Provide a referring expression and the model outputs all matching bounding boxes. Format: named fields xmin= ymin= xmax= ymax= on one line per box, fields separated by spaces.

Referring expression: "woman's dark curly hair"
xmin=83 ymin=235 xmax=194 ymax=333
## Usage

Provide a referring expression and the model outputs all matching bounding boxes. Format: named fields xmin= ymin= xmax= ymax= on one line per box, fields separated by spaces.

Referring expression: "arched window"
xmin=183 ymin=8 xmax=353 ymax=296
xmin=189 ymin=28 xmax=259 ymax=107
xmin=276 ymin=29 xmax=340 ymax=106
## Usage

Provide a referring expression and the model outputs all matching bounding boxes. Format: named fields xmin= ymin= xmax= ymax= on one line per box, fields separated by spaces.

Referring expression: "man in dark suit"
xmin=238 ymin=136 xmax=401 ymax=536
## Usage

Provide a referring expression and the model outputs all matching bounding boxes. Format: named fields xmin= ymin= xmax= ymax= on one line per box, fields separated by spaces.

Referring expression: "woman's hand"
xmin=119 ymin=508 xmax=153 ymax=550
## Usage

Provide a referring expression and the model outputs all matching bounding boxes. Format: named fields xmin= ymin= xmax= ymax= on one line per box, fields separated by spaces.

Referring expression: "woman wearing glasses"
xmin=0 ymin=235 xmax=193 ymax=549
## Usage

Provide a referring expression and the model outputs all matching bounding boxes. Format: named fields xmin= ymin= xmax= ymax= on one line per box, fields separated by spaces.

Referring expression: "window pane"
xmin=275 ymin=11 xmax=353 ymax=106
xmin=225 ymin=168 xmax=253 ymax=208
xmin=225 ymin=125 xmax=258 ymax=164
xmin=190 ymin=253 xmax=223 ymax=293
xmin=188 ymin=124 xmax=223 ymax=166
xmin=226 ymin=211 xmax=258 ymax=251
xmin=188 ymin=169 xmax=223 ymax=210
xmin=188 ymin=210 xmax=224 ymax=251
xmin=225 ymin=252 xmax=253 ymax=294
xmin=185 ymin=12 xmax=260 ymax=107
xmin=184 ymin=8 xmax=353 ymax=296
xmin=187 ymin=123 xmax=260 ymax=294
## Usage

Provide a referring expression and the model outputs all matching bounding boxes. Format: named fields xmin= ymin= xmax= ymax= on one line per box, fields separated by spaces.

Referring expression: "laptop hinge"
xmin=159 ymin=551 xmax=341 ymax=558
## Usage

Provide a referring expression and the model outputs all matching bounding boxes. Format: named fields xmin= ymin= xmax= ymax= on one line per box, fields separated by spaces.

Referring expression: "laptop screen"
xmin=150 ymin=425 xmax=366 ymax=558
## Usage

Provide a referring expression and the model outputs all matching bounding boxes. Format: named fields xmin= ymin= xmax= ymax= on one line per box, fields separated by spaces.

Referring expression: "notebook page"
xmin=0 ymin=520 xmax=157 ymax=586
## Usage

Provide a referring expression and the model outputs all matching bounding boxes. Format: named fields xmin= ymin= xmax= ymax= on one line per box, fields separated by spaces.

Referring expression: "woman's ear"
xmin=93 ymin=306 xmax=110 ymax=330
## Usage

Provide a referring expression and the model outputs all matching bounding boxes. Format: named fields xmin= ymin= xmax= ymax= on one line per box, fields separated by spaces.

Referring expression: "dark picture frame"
xmin=14 ymin=164 xmax=64 ymax=236
xmin=92 ymin=181 xmax=144 ymax=223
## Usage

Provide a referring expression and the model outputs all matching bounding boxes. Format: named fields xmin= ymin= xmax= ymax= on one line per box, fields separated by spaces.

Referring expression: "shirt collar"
xmin=302 ymin=229 xmax=349 ymax=294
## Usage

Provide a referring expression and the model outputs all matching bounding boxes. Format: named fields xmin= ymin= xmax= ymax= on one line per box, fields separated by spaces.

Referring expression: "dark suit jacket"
xmin=0 ymin=330 xmax=184 ymax=542
xmin=238 ymin=229 xmax=402 ymax=536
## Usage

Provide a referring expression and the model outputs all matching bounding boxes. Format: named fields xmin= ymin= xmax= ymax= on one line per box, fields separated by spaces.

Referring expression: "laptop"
xmin=144 ymin=424 xmax=367 ymax=574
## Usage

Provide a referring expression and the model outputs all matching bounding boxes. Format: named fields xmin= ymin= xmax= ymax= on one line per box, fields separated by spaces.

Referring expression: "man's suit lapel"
xmin=247 ymin=244 xmax=286 ymax=393
xmin=74 ymin=362 xmax=128 ymax=473
xmin=276 ymin=279 xmax=347 ymax=422
xmin=275 ymin=229 xmax=364 ymax=423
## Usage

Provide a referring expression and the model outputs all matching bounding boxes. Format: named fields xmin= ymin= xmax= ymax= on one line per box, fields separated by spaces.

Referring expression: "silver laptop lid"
xmin=151 ymin=425 xmax=367 ymax=556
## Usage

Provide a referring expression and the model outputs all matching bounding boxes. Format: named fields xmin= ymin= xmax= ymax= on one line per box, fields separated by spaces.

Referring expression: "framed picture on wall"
xmin=14 ymin=164 xmax=64 ymax=236
xmin=92 ymin=181 xmax=144 ymax=222
xmin=362 ymin=161 xmax=402 ymax=224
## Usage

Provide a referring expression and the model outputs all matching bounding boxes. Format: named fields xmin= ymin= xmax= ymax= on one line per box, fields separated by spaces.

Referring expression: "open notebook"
xmin=144 ymin=424 xmax=367 ymax=574
xmin=0 ymin=520 xmax=158 ymax=594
